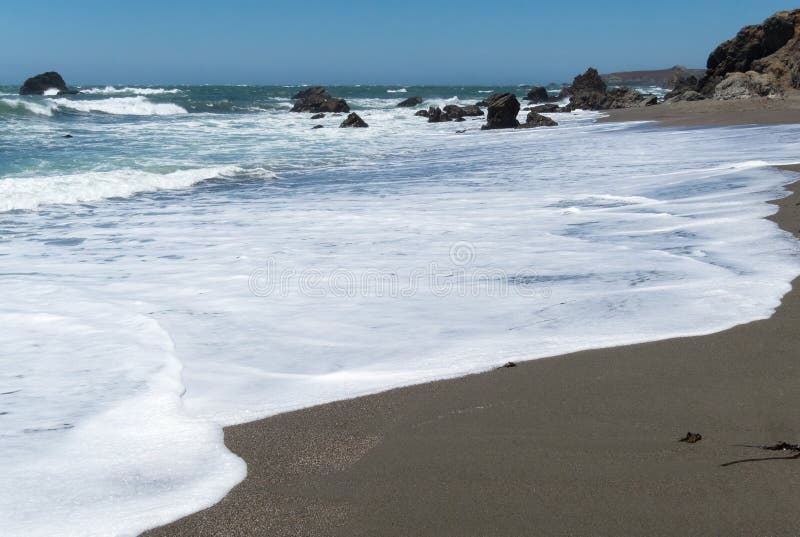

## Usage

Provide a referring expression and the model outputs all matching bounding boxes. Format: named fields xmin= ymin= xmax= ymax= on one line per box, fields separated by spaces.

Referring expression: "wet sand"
xmin=144 ymin=172 xmax=800 ymax=535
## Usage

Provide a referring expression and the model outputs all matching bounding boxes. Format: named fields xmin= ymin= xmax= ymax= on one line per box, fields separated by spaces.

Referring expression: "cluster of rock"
xmin=291 ymin=86 xmax=350 ymax=113
xmin=19 ymin=72 xmax=77 ymax=95
xmin=559 ymin=68 xmax=657 ymax=110
xmin=481 ymin=93 xmax=558 ymax=130
xmin=666 ymin=9 xmax=800 ymax=102
xmin=524 ymin=86 xmax=558 ymax=103
xmin=418 ymin=104 xmax=484 ymax=122
xmin=396 ymin=96 xmax=423 ymax=107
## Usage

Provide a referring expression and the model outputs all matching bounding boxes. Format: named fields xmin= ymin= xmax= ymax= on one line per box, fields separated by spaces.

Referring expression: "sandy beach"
xmin=144 ymin=114 xmax=800 ymax=535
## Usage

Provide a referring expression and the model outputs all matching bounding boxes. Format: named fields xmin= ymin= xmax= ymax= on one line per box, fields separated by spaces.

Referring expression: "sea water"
xmin=1 ymin=84 xmax=799 ymax=536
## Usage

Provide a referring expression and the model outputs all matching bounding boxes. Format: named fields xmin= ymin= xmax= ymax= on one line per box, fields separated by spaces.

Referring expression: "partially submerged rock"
xmin=481 ymin=93 xmax=520 ymax=130
xmin=563 ymin=68 xmax=657 ymax=110
xmin=476 ymin=93 xmax=506 ymax=108
xmin=310 ymin=113 xmax=326 ymax=119
xmin=19 ymin=71 xmax=77 ymax=95
xmin=291 ymin=86 xmax=350 ymax=113
xmin=528 ymin=103 xmax=562 ymax=113
xmin=524 ymin=86 xmax=554 ymax=103
xmin=519 ymin=111 xmax=558 ymax=128
xmin=397 ymin=96 xmax=423 ymax=107
xmin=443 ymin=104 xmax=484 ymax=120
xmin=427 ymin=106 xmax=450 ymax=123
xmin=414 ymin=109 xmax=430 ymax=117
xmin=339 ymin=112 xmax=368 ymax=128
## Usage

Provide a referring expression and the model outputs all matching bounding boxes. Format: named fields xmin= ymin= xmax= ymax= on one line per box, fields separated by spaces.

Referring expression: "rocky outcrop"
xmin=663 ymin=73 xmax=700 ymax=101
xmin=571 ymin=67 xmax=607 ymax=94
xmin=519 ymin=111 xmax=558 ymax=128
xmin=19 ymin=71 xmax=77 ymax=95
xmin=414 ymin=109 xmax=430 ymax=117
xmin=339 ymin=113 xmax=368 ymax=128
xmin=713 ymin=71 xmax=782 ymax=100
xmin=443 ymin=104 xmax=484 ymax=119
xmin=291 ymin=86 xmax=350 ymax=113
xmin=665 ymin=90 xmax=706 ymax=103
xmin=427 ymin=106 xmax=450 ymax=123
xmin=698 ymin=10 xmax=800 ymax=95
xmin=602 ymin=66 xmax=706 ymax=88
xmin=481 ymin=93 xmax=520 ymax=130
xmin=397 ymin=96 xmax=423 ymax=107
xmin=563 ymin=68 xmax=656 ymax=110
xmin=527 ymin=103 xmax=562 ymax=113
xmin=476 ymin=93 xmax=506 ymax=107
xmin=310 ymin=113 xmax=326 ymax=119
xmin=524 ymin=86 xmax=555 ymax=103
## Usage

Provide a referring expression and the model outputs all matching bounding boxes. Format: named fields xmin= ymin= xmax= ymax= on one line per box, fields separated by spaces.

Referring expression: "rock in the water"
xmin=397 ymin=96 xmax=423 ymax=107
xmin=564 ymin=69 xmax=656 ymax=111
xmin=312 ymin=125 xmax=324 ymax=129
xmin=291 ymin=86 xmax=350 ymax=113
xmin=427 ymin=106 xmax=451 ymax=123
xmin=529 ymin=103 xmax=561 ymax=113
xmin=339 ymin=112 xmax=368 ymax=128
xmin=519 ymin=111 xmax=558 ymax=128
xmin=19 ymin=71 xmax=77 ymax=95
xmin=713 ymin=71 xmax=782 ymax=100
xmin=414 ymin=109 xmax=430 ymax=117
xmin=525 ymin=86 xmax=553 ymax=103
xmin=443 ymin=104 xmax=484 ymax=120
xmin=476 ymin=93 xmax=506 ymax=107
xmin=699 ymin=11 xmax=797 ymax=95
xmin=62 ymin=134 xmax=73 ymax=138
xmin=292 ymin=86 xmax=329 ymax=100
xmin=310 ymin=113 xmax=326 ymax=119
xmin=481 ymin=93 xmax=520 ymax=130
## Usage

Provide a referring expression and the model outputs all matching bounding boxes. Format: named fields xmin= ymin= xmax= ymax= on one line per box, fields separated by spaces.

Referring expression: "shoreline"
xmin=145 ymin=162 xmax=800 ymax=535
xmin=599 ymin=91 xmax=800 ymax=127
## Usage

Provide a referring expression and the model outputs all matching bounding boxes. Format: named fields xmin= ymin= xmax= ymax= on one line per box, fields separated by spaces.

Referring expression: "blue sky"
xmin=2 ymin=1 xmax=797 ymax=84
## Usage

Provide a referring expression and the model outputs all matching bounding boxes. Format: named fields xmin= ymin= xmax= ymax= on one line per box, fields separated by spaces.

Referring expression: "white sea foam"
xmin=51 ymin=96 xmax=188 ymax=115
xmin=2 ymin=99 xmax=800 ymax=537
xmin=387 ymin=88 xmax=408 ymax=93
xmin=42 ymin=88 xmax=60 ymax=96
xmin=80 ymin=86 xmax=182 ymax=95
xmin=0 ymin=97 xmax=58 ymax=116
xmin=0 ymin=165 xmax=256 ymax=211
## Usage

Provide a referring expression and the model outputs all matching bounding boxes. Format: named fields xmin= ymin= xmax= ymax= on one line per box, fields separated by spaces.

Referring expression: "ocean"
xmin=1 ymin=84 xmax=799 ymax=536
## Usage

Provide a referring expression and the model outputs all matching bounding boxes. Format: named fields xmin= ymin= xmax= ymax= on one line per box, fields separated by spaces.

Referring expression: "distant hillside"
xmin=601 ymin=66 xmax=706 ymax=88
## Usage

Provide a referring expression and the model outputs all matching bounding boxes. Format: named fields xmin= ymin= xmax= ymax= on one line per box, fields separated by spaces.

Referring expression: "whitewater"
xmin=1 ymin=85 xmax=799 ymax=536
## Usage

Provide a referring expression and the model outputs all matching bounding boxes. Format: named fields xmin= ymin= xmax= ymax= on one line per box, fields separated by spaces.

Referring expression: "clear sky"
xmin=2 ymin=1 xmax=797 ymax=85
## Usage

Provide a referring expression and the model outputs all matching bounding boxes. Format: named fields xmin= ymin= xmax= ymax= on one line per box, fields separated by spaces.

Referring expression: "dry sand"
xmin=600 ymin=91 xmax=800 ymax=127
xmin=144 ymin=120 xmax=800 ymax=536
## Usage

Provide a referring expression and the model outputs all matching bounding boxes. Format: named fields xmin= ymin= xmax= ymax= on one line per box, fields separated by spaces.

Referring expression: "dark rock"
xmin=339 ymin=112 xmax=368 ymax=128
xmin=663 ymin=73 xmax=699 ymax=100
xmin=679 ymin=432 xmax=702 ymax=444
xmin=397 ymin=96 xmax=423 ymax=107
xmin=19 ymin=71 xmax=77 ymax=95
xmin=443 ymin=104 xmax=484 ymax=120
xmin=427 ymin=106 xmax=451 ymax=123
xmin=604 ymin=87 xmax=656 ymax=108
xmin=310 ymin=113 xmax=326 ymax=119
xmin=570 ymin=67 xmax=607 ymax=94
xmin=62 ymin=134 xmax=73 ymax=138
xmin=291 ymin=86 xmax=350 ymax=113
xmin=481 ymin=93 xmax=520 ymax=130
xmin=525 ymin=86 xmax=553 ymax=103
xmin=699 ymin=11 xmax=797 ymax=95
xmin=312 ymin=125 xmax=324 ymax=129
xmin=454 ymin=117 xmax=466 ymax=122
xmin=529 ymin=103 xmax=561 ymax=113
xmin=502 ymin=362 xmax=517 ymax=368
xmin=414 ymin=109 xmax=430 ymax=117
xmin=292 ymin=86 xmax=329 ymax=100
xmin=519 ymin=111 xmax=558 ymax=128
xmin=476 ymin=93 xmax=506 ymax=108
